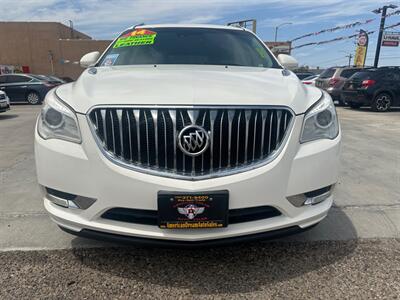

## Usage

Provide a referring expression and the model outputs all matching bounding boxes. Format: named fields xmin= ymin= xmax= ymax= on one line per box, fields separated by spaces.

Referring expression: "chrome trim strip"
xmin=86 ymin=105 xmax=295 ymax=181
xmin=227 ymin=110 xmax=235 ymax=167
xmin=244 ymin=110 xmax=251 ymax=164
xmin=151 ymin=110 xmax=158 ymax=166
xmin=161 ymin=110 xmax=168 ymax=169
xmin=170 ymin=110 xmax=177 ymax=170
xmin=219 ymin=110 xmax=224 ymax=168
xmin=127 ymin=110 xmax=133 ymax=161
xmin=117 ymin=109 xmax=124 ymax=157
xmin=133 ymin=110 xmax=141 ymax=163
xmin=268 ymin=111 xmax=273 ymax=154
xmin=209 ymin=110 xmax=218 ymax=171
xmin=260 ymin=110 xmax=268 ymax=158
xmin=110 ymin=110 xmax=116 ymax=152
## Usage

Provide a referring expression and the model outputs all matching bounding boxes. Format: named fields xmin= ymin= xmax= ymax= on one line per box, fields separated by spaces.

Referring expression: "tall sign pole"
xmin=374 ymin=6 xmax=388 ymax=67
xmin=373 ymin=5 xmax=398 ymax=67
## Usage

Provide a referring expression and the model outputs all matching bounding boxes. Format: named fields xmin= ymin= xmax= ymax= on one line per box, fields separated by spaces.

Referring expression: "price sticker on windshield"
xmin=114 ymin=29 xmax=157 ymax=48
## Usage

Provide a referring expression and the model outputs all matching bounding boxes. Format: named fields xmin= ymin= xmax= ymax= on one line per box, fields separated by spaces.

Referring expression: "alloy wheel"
xmin=375 ymin=94 xmax=391 ymax=112
xmin=27 ymin=92 xmax=40 ymax=104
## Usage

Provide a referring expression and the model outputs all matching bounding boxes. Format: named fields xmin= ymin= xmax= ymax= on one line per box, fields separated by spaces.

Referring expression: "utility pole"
xmin=48 ymin=50 xmax=54 ymax=75
xmin=373 ymin=4 xmax=398 ymax=67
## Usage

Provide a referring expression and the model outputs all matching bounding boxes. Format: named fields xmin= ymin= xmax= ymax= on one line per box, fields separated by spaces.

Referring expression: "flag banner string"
xmin=291 ymin=19 xmax=375 ymax=42
xmin=291 ymin=10 xmax=400 ymax=43
xmin=291 ymin=22 xmax=400 ymax=50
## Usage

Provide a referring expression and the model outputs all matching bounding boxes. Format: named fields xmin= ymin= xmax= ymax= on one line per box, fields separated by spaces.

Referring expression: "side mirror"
xmin=277 ymin=54 xmax=299 ymax=70
xmin=80 ymin=51 xmax=100 ymax=68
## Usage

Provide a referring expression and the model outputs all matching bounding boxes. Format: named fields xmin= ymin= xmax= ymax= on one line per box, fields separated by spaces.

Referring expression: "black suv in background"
xmin=0 ymin=74 xmax=61 ymax=104
xmin=342 ymin=67 xmax=400 ymax=112
xmin=315 ymin=66 xmax=365 ymax=105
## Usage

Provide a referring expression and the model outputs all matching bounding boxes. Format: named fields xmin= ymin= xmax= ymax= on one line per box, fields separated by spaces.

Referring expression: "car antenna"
xmin=133 ymin=23 xmax=145 ymax=29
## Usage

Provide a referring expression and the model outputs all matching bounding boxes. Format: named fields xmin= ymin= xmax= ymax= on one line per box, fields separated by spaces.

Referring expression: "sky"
xmin=1 ymin=0 xmax=399 ymax=68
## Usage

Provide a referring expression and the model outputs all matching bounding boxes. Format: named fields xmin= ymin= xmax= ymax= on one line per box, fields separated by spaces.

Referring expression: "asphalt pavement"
xmin=1 ymin=239 xmax=399 ymax=299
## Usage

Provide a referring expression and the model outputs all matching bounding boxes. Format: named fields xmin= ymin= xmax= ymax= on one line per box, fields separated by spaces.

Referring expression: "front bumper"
xmin=0 ymin=98 xmax=10 ymax=112
xmin=342 ymin=90 xmax=372 ymax=105
xmin=326 ymin=87 xmax=342 ymax=100
xmin=35 ymin=113 xmax=341 ymax=243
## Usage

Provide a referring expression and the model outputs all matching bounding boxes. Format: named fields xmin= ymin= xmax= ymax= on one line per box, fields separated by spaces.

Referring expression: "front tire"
xmin=26 ymin=91 xmax=41 ymax=105
xmin=372 ymin=93 xmax=392 ymax=112
xmin=337 ymin=98 xmax=346 ymax=106
xmin=348 ymin=102 xmax=362 ymax=109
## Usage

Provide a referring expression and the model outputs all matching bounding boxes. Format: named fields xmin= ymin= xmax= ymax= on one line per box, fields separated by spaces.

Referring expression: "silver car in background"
xmin=0 ymin=90 xmax=10 ymax=113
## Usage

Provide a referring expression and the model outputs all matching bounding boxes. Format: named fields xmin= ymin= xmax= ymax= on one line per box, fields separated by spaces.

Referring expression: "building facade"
xmin=0 ymin=22 xmax=111 ymax=79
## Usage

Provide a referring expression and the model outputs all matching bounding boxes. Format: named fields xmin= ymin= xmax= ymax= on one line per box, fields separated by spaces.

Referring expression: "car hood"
xmin=56 ymin=65 xmax=322 ymax=115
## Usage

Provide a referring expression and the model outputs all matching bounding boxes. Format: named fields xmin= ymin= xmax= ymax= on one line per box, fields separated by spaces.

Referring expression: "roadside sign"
xmin=354 ymin=30 xmax=369 ymax=67
xmin=265 ymin=41 xmax=292 ymax=56
xmin=382 ymin=31 xmax=400 ymax=47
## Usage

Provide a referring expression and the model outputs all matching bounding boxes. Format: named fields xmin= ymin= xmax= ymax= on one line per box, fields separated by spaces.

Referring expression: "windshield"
xmin=350 ymin=72 xmax=373 ymax=81
xmin=319 ymin=68 xmax=336 ymax=79
xmin=98 ymin=27 xmax=280 ymax=68
xmin=31 ymin=75 xmax=51 ymax=81
xmin=303 ymin=75 xmax=317 ymax=81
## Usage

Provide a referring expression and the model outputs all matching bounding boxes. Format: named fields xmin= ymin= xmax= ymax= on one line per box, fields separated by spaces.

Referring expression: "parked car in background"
xmin=0 ymin=74 xmax=61 ymax=104
xmin=302 ymin=74 xmax=319 ymax=86
xmin=342 ymin=66 xmax=400 ymax=112
xmin=0 ymin=90 xmax=10 ymax=113
xmin=47 ymin=75 xmax=66 ymax=84
xmin=60 ymin=76 xmax=74 ymax=83
xmin=315 ymin=67 xmax=365 ymax=105
xmin=295 ymin=72 xmax=315 ymax=80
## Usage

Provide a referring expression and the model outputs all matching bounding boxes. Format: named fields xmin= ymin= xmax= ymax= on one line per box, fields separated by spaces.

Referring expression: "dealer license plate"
xmin=157 ymin=191 xmax=229 ymax=229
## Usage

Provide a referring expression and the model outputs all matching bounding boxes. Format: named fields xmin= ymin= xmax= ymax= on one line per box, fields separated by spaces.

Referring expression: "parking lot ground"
xmin=0 ymin=239 xmax=399 ymax=299
xmin=0 ymin=105 xmax=399 ymax=250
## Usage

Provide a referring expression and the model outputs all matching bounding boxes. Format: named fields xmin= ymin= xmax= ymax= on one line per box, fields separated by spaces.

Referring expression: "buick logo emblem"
xmin=178 ymin=125 xmax=210 ymax=157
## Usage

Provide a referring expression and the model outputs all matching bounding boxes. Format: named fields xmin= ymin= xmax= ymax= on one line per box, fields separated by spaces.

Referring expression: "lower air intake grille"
xmin=102 ymin=206 xmax=282 ymax=226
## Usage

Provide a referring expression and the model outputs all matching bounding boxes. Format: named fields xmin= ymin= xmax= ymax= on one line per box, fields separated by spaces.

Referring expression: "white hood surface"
xmin=56 ymin=65 xmax=322 ymax=115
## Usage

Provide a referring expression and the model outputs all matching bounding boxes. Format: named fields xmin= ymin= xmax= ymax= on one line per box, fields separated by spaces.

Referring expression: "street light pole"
xmin=373 ymin=5 xmax=398 ymax=67
xmin=69 ymin=20 xmax=74 ymax=39
xmin=274 ymin=22 xmax=292 ymax=42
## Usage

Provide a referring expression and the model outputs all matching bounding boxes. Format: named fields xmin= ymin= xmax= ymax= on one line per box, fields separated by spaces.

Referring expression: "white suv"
xmin=35 ymin=24 xmax=340 ymax=246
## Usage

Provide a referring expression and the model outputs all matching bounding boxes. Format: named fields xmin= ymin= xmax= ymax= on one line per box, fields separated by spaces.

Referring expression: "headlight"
xmin=300 ymin=91 xmax=339 ymax=143
xmin=37 ymin=90 xmax=81 ymax=143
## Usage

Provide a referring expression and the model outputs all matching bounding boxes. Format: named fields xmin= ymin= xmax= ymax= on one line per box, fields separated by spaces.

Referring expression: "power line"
xmin=291 ymin=8 xmax=400 ymax=43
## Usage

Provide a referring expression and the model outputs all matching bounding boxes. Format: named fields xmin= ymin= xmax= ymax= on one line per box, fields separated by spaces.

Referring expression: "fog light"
xmin=303 ymin=190 xmax=331 ymax=205
xmin=287 ymin=186 xmax=333 ymax=207
xmin=44 ymin=187 xmax=96 ymax=209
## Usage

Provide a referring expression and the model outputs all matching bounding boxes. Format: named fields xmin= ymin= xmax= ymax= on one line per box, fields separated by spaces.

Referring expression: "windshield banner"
xmin=114 ymin=29 xmax=157 ymax=48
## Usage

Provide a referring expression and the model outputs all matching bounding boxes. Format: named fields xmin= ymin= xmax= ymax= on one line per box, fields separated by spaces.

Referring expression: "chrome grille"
xmin=88 ymin=106 xmax=293 ymax=179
